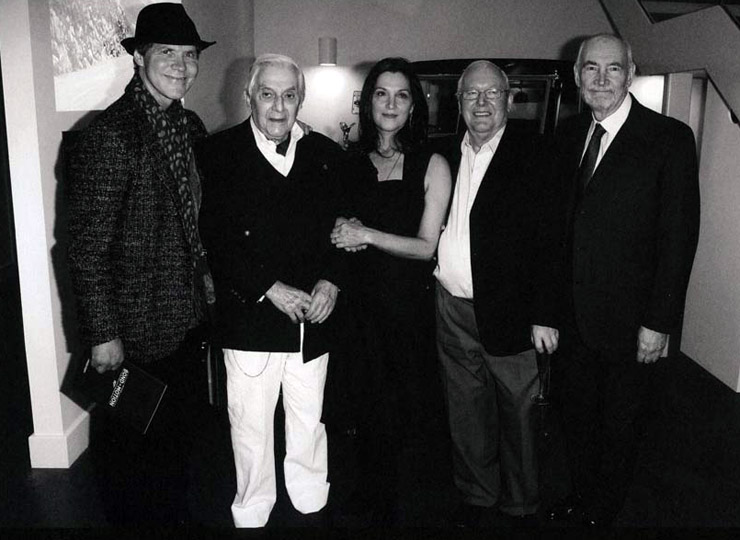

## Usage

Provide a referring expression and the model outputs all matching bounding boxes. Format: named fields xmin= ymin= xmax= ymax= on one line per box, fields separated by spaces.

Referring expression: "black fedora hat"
xmin=121 ymin=3 xmax=215 ymax=55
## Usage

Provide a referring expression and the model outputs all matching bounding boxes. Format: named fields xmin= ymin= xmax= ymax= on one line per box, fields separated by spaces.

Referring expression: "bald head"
xmin=457 ymin=60 xmax=509 ymax=94
xmin=575 ymin=34 xmax=633 ymax=73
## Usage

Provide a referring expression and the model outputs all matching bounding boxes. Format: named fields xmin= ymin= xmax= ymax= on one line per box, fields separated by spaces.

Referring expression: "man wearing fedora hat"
xmin=68 ymin=3 xmax=216 ymax=526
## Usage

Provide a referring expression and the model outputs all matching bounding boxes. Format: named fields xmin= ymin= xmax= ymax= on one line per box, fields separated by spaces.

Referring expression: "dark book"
xmin=78 ymin=356 xmax=167 ymax=435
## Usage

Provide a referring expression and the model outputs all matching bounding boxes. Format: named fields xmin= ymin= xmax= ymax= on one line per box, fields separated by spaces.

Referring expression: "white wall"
xmin=0 ymin=0 xmax=254 ymax=468
xmin=602 ymin=0 xmax=740 ymax=116
xmin=254 ymin=0 xmax=613 ymax=142
xmin=255 ymin=0 xmax=611 ymax=67
xmin=682 ymin=82 xmax=740 ymax=391
xmin=183 ymin=0 xmax=254 ymax=131
xmin=0 ymin=0 xmax=90 ymax=469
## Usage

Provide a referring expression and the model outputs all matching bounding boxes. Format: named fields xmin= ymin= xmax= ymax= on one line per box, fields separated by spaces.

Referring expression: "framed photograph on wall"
xmin=49 ymin=0 xmax=180 ymax=112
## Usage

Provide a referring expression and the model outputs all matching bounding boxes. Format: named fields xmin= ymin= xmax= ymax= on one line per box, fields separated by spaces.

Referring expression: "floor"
xmin=2 ymin=266 xmax=740 ymax=535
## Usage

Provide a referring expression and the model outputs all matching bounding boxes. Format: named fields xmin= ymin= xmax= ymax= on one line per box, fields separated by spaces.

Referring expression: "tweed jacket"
xmin=67 ymin=83 xmax=207 ymax=364
xmin=196 ymin=120 xmax=348 ymax=362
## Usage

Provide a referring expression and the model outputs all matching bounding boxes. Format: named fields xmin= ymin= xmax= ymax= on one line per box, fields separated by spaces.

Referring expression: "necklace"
xmin=381 ymin=151 xmax=402 ymax=181
xmin=376 ymin=147 xmax=398 ymax=159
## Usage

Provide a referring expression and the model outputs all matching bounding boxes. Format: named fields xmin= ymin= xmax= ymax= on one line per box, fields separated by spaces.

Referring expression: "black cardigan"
xmin=196 ymin=120 xmax=348 ymax=361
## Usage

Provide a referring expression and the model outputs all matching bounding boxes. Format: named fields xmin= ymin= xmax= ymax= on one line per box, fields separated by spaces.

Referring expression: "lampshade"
xmin=318 ymin=37 xmax=337 ymax=66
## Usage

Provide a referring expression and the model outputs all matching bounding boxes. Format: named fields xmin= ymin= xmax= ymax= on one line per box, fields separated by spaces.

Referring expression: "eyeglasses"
xmin=255 ymin=89 xmax=300 ymax=104
xmin=457 ymin=88 xmax=509 ymax=102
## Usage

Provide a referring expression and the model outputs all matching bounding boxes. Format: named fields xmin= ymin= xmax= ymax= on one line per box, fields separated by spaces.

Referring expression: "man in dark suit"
xmin=196 ymin=54 xmax=345 ymax=528
xmin=548 ymin=34 xmax=700 ymax=525
xmin=67 ymin=3 xmax=215 ymax=525
xmin=434 ymin=60 xmax=559 ymax=527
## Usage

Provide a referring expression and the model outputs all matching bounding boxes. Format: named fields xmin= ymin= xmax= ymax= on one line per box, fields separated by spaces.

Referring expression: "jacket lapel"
xmin=586 ymin=97 xmax=647 ymax=191
xmin=234 ymin=119 xmax=261 ymax=181
xmin=224 ymin=119 xmax=271 ymax=198
xmin=472 ymin=127 xmax=520 ymax=210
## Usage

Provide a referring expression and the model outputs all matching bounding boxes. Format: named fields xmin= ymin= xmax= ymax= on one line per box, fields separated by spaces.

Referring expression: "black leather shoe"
xmin=339 ymin=491 xmax=374 ymax=518
xmin=371 ymin=499 xmax=399 ymax=527
xmin=503 ymin=512 xmax=539 ymax=528
xmin=547 ymin=494 xmax=583 ymax=522
xmin=450 ymin=502 xmax=484 ymax=528
xmin=581 ymin=507 xmax=616 ymax=527
xmin=301 ymin=506 xmax=332 ymax=528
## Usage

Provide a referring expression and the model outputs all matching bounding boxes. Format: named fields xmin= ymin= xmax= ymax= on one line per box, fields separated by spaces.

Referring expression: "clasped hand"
xmin=266 ymin=279 xmax=339 ymax=324
xmin=331 ymin=217 xmax=368 ymax=252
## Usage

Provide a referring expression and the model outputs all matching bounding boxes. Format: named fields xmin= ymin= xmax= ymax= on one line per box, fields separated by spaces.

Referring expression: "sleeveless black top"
xmin=345 ymin=147 xmax=436 ymax=323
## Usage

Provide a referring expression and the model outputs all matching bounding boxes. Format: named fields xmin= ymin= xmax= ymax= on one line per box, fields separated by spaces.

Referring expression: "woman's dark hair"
xmin=357 ymin=57 xmax=428 ymax=154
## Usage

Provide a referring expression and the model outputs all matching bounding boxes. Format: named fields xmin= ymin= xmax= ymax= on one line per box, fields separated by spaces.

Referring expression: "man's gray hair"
xmin=575 ymin=33 xmax=634 ymax=71
xmin=456 ymin=60 xmax=510 ymax=93
xmin=246 ymin=53 xmax=306 ymax=103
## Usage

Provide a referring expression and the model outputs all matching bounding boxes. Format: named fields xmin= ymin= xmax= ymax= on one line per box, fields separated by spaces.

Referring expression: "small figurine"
xmin=339 ymin=121 xmax=356 ymax=150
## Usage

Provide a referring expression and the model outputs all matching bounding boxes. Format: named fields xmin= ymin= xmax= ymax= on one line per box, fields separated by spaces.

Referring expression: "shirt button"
xmin=244 ymin=230 xmax=250 ymax=237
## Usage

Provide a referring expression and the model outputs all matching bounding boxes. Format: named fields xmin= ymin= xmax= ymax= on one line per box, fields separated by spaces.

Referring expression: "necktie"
xmin=577 ymin=123 xmax=606 ymax=193
xmin=276 ymin=136 xmax=290 ymax=156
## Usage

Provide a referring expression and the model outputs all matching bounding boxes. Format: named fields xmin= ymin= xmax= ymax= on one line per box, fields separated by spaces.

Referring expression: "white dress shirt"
xmin=582 ymin=93 xmax=632 ymax=170
xmin=434 ymin=126 xmax=506 ymax=299
xmin=250 ymin=118 xmax=304 ymax=176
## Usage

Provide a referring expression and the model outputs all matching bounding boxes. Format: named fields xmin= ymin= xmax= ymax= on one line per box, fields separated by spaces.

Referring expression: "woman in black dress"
xmin=330 ymin=57 xmax=451 ymax=524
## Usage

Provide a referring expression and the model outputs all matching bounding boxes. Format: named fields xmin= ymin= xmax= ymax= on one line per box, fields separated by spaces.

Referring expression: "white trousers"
xmin=224 ymin=346 xmax=330 ymax=528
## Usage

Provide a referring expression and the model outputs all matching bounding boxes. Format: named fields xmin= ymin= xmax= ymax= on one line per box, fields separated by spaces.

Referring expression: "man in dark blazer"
xmin=434 ymin=60 xmax=560 ymax=527
xmin=548 ymin=34 xmax=700 ymax=525
xmin=196 ymin=54 xmax=345 ymax=528
xmin=67 ymin=3 xmax=216 ymax=525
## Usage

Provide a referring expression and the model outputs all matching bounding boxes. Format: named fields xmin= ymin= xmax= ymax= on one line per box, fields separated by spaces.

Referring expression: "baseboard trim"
xmin=28 ymin=410 xmax=90 ymax=468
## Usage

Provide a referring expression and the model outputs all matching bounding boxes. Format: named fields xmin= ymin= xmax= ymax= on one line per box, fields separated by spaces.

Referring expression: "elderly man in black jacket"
xmin=434 ymin=60 xmax=559 ymax=528
xmin=547 ymin=34 xmax=700 ymax=526
xmin=67 ymin=3 xmax=215 ymax=526
xmin=196 ymin=54 xmax=346 ymax=528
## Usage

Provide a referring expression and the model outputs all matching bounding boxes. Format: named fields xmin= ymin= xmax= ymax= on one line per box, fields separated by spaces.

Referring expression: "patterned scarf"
xmin=128 ymin=72 xmax=216 ymax=323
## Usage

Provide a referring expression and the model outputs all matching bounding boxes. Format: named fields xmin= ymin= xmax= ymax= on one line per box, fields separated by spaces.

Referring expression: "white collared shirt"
xmin=250 ymin=118 xmax=305 ymax=177
xmin=582 ymin=93 xmax=632 ymax=170
xmin=434 ymin=126 xmax=506 ymax=299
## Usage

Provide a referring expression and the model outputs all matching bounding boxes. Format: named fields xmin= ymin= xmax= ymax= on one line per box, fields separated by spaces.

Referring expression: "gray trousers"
xmin=435 ymin=283 xmax=539 ymax=516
